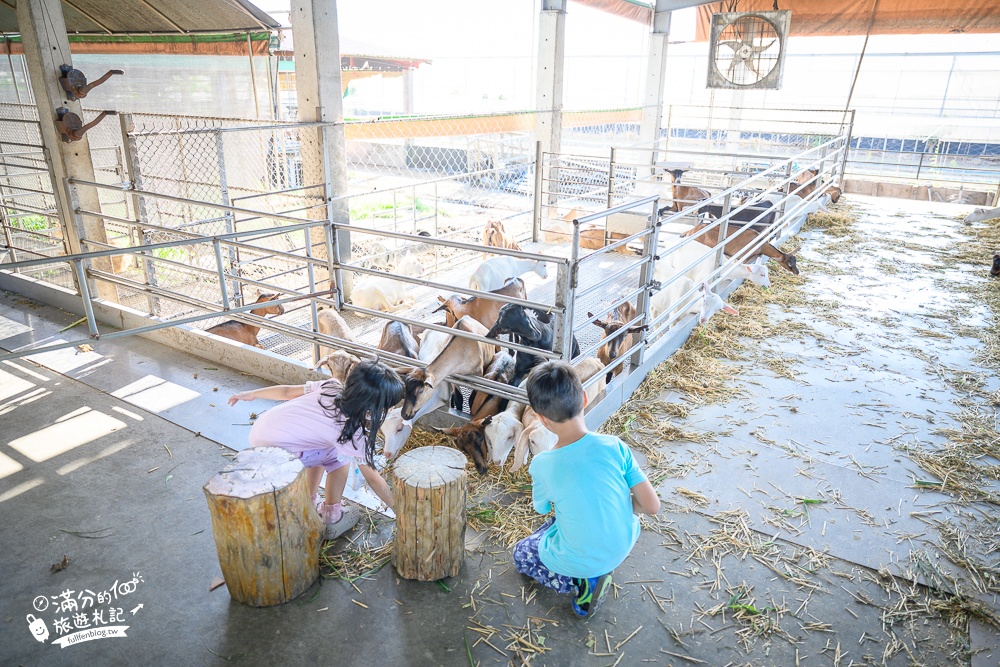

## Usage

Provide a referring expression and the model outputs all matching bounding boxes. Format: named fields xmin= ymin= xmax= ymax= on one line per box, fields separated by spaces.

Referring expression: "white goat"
xmin=507 ymin=359 xmax=604 ymax=471
xmin=380 ymin=326 xmax=454 ymax=458
xmin=650 ymin=274 xmax=698 ymax=327
xmin=351 ymin=256 xmax=424 ymax=314
xmin=469 ymin=256 xmax=548 ymax=292
xmin=722 ymin=262 xmax=771 ymax=289
xmin=484 ymin=399 xmax=525 ymax=467
xmin=699 ymin=282 xmax=738 ymax=325
xmin=510 ymin=406 xmax=557 ymax=472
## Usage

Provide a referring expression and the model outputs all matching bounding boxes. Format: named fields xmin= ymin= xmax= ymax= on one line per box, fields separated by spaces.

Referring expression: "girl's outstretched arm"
xmin=358 ymin=464 xmax=394 ymax=511
xmin=227 ymin=384 xmax=306 ymax=406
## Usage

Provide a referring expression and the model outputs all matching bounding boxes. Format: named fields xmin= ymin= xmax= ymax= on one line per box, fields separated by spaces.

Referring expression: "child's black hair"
xmin=525 ymin=360 xmax=584 ymax=423
xmin=320 ymin=360 xmax=404 ymax=466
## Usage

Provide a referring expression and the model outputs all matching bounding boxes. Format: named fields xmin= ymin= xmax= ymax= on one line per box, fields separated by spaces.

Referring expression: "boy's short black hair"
xmin=525 ymin=361 xmax=584 ymax=423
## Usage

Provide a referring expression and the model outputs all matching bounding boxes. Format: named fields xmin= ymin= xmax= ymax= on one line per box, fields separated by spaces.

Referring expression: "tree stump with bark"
xmin=203 ymin=447 xmax=323 ymax=606
xmin=391 ymin=446 xmax=467 ymax=581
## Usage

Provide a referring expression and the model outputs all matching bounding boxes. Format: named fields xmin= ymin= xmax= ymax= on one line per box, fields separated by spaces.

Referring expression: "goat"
xmin=378 ymin=320 xmax=420 ymax=359
xmin=485 ymin=304 xmax=581 ymax=386
xmin=789 ymin=168 xmax=829 ymax=199
xmin=656 ymin=237 xmax=716 ymax=286
xmin=436 ymin=349 xmax=519 ymax=475
xmin=313 ymin=349 xmax=360 ymax=383
xmin=699 ymin=282 xmax=738 ymax=325
xmin=381 ymin=327 xmax=455 ymax=459
xmin=589 ymin=302 xmax=643 ymax=384
xmin=992 ymin=251 xmax=1000 ymax=278
xmin=205 ymin=293 xmax=285 ymax=348
xmin=469 ymin=351 xmax=517 ymax=419
xmin=351 ymin=255 xmax=424 ymax=314
xmin=398 ymin=316 xmax=494 ymax=422
xmin=482 ymin=219 xmax=522 ymax=259
xmin=683 ymin=222 xmax=800 ymax=275
xmin=508 ymin=359 xmax=605 ymax=472
xmin=575 ymin=356 xmax=608 ymax=404
xmin=469 ymin=255 xmax=548 ymax=292
xmin=723 ymin=262 xmax=771 ymax=289
xmin=667 ymin=169 xmax=711 ymax=212
xmin=434 ymin=278 xmax=527 ymax=329
xmin=317 ymin=307 xmax=355 ymax=360
xmin=510 ymin=405 xmax=557 ymax=472
xmin=649 ymin=275 xmax=698 ymax=327
xmin=483 ymin=398 xmax=526 ymax=468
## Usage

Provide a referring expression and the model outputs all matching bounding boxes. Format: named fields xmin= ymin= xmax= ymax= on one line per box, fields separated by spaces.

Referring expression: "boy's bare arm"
xmin=631 ymin=480 xmax=661 ymax=515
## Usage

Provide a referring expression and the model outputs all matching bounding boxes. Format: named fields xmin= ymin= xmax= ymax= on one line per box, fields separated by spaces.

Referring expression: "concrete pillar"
xmin=403 ymin=69 xmax=415 ymax=115
xmin=16 ymin=0 xmax=115 ymax=301
xmin=639 ymin=2 xmax=671 ymax=150
xmin=535 ymin=0 xmax=566 ymax=157
xmin=289 ymin=0 xmax=350 ymax=294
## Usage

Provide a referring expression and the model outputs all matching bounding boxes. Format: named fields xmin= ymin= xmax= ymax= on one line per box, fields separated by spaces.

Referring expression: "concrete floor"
xmin=1 ymin=195 xmax=998 ymax=666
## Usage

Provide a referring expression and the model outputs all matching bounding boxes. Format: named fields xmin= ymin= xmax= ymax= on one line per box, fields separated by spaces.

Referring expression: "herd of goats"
xmin=204 ymin=167 xmax=843 ymax=474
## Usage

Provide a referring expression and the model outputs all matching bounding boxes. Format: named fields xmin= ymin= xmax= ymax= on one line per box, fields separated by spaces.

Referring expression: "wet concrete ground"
xmin=1 ymin=195 xmax=998 ymax=666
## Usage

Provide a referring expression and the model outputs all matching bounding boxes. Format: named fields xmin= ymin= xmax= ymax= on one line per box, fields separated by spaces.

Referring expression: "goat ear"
xmin=436 ymin=426 xmax=461 ymax=436
xmin=482 ymin=415 xmax=494 ymax=426
xmin=432 ymin=302 xmax=449 ymax=314
xmin=436 ymin=295 xmax=446 ymax=303
xmin=393 ymin=365 xmax=416 ymax=377
xmin=510 ymin=427 xmax=531 ymax=472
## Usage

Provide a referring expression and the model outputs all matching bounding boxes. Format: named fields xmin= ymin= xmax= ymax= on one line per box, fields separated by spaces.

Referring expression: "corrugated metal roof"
xmin=0 ymin=0 xmax=280 ymax=35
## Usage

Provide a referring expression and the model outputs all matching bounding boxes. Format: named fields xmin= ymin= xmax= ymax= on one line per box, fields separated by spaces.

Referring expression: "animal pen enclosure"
xmin=0 ymin=103 xmax=850 ymax=433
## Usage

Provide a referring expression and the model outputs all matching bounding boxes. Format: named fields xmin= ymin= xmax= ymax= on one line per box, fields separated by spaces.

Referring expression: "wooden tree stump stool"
xmin=392 ymin=446 xmax=468 ymax=581
xmin=203 ymin=447 xmax=323 ymax=607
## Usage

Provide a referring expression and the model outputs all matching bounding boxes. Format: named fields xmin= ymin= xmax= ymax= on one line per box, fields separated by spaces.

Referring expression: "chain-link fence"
xmin=0 ymin=103 xmax=70 ymax=288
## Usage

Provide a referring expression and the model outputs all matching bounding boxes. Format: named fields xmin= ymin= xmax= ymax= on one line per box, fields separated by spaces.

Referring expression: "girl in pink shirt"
xmin=228 ymin=360 xmax=403 ymax=539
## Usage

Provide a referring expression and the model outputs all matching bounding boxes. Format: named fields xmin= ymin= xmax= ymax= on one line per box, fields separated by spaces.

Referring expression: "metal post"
xmin=305 ymin=227 xmax=321 ymax=364
xmin=714 ymin=192 xmax=732 ymax=272
xmin=634 ymin=197 xmax=661 ymax=366
xmin=213 ymin=239 xmax=230 ymax=311
xmin=532 ymin=140 xmax=543 ymax=243
xmin=120 ymin=113 xmax=158 ymax=315
xmin=247 ymin=32 xmax=260 ymax=120
xmin=214 ymin=129 xmax=241 ymax=305
xmin=70 ymin=258 xmax=99 ymax=338
xmin=607 ymin=147 xmax=615 ymax=210
xmin=838 ymin=110 xmax=856 ymax=188
xmin=555 ymin=220 xmax=580 ymax=361
xmin=324 ymin=220 xmax=341 ymax=310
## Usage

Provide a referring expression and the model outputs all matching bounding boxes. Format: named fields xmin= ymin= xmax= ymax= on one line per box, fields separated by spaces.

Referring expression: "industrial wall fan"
xmin=707 ymin=10 xmax=790 ymax=90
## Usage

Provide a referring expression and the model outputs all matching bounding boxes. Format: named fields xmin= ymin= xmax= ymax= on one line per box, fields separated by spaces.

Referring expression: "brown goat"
xmin=469 ymin=351 xmax=517 ymax=419
xmin=588 ymin=302 xmax=644 ymax=384
xmin=791 ymin=168 xmax=820 ymax=198
xmin=438 ymin=419 xmax=491 ymax=474
xmin=397 ymin=316 xmax=494 ymax=422
xmin=205 ymin=293 xmax=285 ymax=348
xmin=668 ymin=169 xmax=711 ymax=212
xmin=378 ymin=320 xmax=420 ymax=359
xmin=482 ymin=219 xmax=522 ymax=259
xmin=313 ymin=349 xmax=361 ymax=383
xmin=434 ymin=278 xmax=527 ymax=329
xmin=683 ymin=223 xmax=800 ymax=275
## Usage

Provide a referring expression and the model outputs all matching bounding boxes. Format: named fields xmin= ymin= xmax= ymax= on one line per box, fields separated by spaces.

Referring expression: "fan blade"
xmin=750 ymin=39 xmax=777 ymax=54
xmin=745 ymin=58 xmax=763 ymax=78
xmin=717 ymin=39 xmax=742 ymax=52
xmin=727 ymin=56 xmax=742 ymax=79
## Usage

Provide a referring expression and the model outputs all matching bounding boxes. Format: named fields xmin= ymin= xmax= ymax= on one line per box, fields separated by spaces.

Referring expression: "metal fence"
xmin=0 ymin=118 xmax=849 ymax=423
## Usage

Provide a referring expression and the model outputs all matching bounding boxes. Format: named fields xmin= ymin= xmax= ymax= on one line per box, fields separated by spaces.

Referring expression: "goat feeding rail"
xmin=0 ymin=118 xmax=849 ymax=451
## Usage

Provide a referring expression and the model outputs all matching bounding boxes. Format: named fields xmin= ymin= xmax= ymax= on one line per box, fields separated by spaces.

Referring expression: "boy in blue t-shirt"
xmin=513 ymin=361 xmax=661 ymax=618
